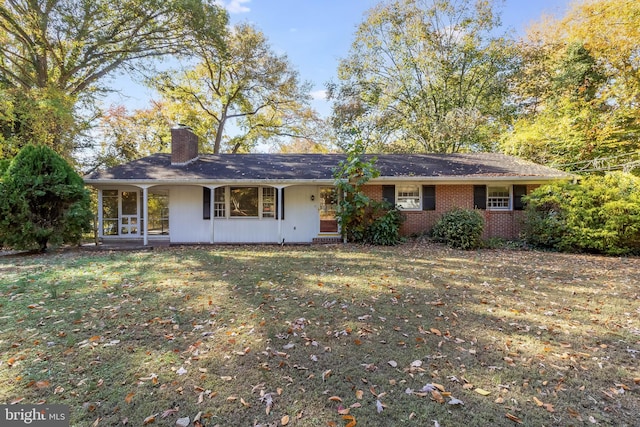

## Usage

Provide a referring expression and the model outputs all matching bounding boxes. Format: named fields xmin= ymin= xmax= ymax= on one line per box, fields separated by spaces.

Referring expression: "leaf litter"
xmin=0 ymin=243 xmax=638 ymax=426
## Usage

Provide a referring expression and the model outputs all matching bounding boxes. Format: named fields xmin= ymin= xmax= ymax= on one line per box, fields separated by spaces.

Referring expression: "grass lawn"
xmin=1 ymin=243 xmax=639 ymax=426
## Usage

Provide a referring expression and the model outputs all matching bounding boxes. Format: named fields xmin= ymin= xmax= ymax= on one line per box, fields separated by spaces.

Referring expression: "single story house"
xmin=84 ymin=126 xmax=574 ymax=245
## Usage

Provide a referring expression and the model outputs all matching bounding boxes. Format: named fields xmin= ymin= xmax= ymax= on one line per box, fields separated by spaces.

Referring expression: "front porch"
xmin=94 ymin=184 xmax=341 ymax=245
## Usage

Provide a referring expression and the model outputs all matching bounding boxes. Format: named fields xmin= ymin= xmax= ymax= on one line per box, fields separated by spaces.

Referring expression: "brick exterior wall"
xmin=171 ymin=127 xmax=199 ymax=165
xmin=364 ymin=184 xmax=539 ymax=240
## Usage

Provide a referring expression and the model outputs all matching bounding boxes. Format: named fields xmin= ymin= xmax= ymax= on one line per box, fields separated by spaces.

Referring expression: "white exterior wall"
xmin=280 ymin=186 xmax=320 ymax=243
xmin=169 ymin=185 xmax=321 ymax=244
xmin=169 ymin=186 xmax=211 ymax=243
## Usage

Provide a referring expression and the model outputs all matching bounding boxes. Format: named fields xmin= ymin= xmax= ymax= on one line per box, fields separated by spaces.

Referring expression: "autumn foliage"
xmin=522 ymin=172 xmax=640 ymax=254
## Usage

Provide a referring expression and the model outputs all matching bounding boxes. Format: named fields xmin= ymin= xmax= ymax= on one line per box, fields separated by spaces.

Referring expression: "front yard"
xmin=1 ymin=243 xmax=639 ymax=426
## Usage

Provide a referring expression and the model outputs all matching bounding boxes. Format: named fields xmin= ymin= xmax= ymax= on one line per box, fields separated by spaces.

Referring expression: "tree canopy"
xmin=503 ymin=0 xmax=640 ymax=173
xmin=145 ymin=23 xmax=320 ymax=154
xmin=328 ymin=0 xmax=516 ymax=153
xmin=0 ymin=0 xmax=227 ymax=160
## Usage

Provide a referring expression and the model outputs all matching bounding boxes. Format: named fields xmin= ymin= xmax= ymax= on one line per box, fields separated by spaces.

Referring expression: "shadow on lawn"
xmin=1 ymin=244 xmax=638 ymax=426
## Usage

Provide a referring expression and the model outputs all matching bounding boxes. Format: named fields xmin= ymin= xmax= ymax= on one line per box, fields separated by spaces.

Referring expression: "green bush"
xmin=365 ymin=202 xmax=404 ymax=246
xmin=0 ymin=144 xmax=92 ymax=252
xmin=333 ymin=140 xmax=404 ymax=245
xmin=522 ymin=172 xmax=640 ymax=255
xmin=432 ymin=208 xmax=484 ymax=250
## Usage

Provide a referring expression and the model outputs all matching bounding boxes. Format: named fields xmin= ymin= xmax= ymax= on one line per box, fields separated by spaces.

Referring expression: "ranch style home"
xmin=84 ymin=126 xmax=574 ymax=245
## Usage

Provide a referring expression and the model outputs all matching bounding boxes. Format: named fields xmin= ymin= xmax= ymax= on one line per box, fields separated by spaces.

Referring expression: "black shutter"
xmin=203 ymin=187 xmax=211 ymax=219
xmin=513 ymin=185 xmax=527 ymax=211
xmin=382 ymin=185 xmax=395 ymax=206
xmin=473 ymin=185 xmax=486 ymax=210
xmin=422 ymin=185 xmax=435 ymax=210
xmin=276 ymin=188 xmax=285 ymax=219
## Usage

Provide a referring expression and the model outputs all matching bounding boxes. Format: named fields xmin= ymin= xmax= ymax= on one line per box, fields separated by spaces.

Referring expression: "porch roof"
xmin=84 ymin=153 xmax=574 ymax=184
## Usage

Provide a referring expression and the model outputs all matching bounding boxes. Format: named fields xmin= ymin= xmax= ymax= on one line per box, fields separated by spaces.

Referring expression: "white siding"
xmin=169 ymin=186 xmax=210 ymax=243
xmin=280 ymin=186 xmax=319 ymax=243
xmin=169 ymin=185 xmax=320 ymax=243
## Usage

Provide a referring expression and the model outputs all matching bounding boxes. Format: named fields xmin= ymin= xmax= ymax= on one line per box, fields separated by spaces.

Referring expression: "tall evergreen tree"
xmin=0 ymin=144 xmax=92 ymax=252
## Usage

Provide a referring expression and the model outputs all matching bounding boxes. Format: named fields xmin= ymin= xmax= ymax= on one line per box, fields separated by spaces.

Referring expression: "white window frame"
xmin=262 ymin=187 xmax=276 ymax=218
xmin=487 ymin=185 xmax=511 ymax=210
xmin=396 ymin=184 xmax=421 ymax=210
xmin=214 ymin=186 xmax=277 ymax=219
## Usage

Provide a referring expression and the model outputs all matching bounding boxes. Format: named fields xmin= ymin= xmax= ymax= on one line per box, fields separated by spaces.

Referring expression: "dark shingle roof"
xmin=84 ymin=153 xmax=573 ymax=183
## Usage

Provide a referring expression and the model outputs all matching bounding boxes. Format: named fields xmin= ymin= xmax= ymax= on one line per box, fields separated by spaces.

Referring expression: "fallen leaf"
xmin=432 ymin=383 xmax=445 ymax=392
xmin=34 ymin=380 xmax=50 ymax=389
xmin=388 ymin=360 xmax=398 ymax=368
xmin=281 ymin=414 xmax=290 ymax=425
xmin=533 ymin=396 xmax=544 ymax=407
xmin=160 ymin=408 xmax=178 ymax=418
xmin=376 ymin=399 xmax=384 ymax=413
xmin=342 ymin=415 xmax=356 ymax=427
xmin=124 ymin=392 xmax=135 ymax=404
xmin=355 ymin=390 xmax=363 ymax=399
xmin=328 ymin=396 xmax=343 ymax=402
xmin=475 ymin=388 xmax=491 ymax=396
xmin=505 ymin=413 xmax=523 ymax=424
xmin=431 ymin=390 xmax=445 ymax=404
xmin=338 ymin=407 xmax=350 ymax=415
xmin=142 ymin=414 xmax=156 ymax=425
xmin=448 ymin=397 xmax=464 ymax=406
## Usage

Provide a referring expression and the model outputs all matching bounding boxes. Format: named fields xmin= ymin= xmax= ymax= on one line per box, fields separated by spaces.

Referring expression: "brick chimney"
xmin=171 ymin=125 xmax=199 ymax=165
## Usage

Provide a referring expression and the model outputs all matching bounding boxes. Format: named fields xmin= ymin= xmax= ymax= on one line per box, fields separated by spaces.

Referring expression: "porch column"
xmin=97 ymin=189 xmax=103 ymax=239
xmin=209 ymin=185 xmax=216 ymax=244
xmin=277 ymin=186 xmax=283 ymax=244
xmin=142 ymin=186 xmax=149 ymax=246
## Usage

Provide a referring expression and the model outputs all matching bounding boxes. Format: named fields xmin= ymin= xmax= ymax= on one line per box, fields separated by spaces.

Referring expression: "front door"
xmin=319 ymin=187 xmax=338 ymax=233
xmin=120 ymin=191 xmax=139 ymax=236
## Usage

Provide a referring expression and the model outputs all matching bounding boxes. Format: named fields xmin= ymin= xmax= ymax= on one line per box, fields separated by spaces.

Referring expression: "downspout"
xmin=342 ymin=189 xmax=347 ymax=244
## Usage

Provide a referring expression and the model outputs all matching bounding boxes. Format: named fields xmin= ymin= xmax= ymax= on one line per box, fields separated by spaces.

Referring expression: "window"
xmin=397 ymin=185 xmax=420 ymax=210
xmin=262 ymin=187 xmax=276 ymax=218
xmin=383 ymin=185 xmax=436 ymax=210
xmin=102 ymin=190 xmax=118 ymax=235
xmin=230 ymin=187 xmax=259 ymax=217
xmin=487 ymin=186 xmax=511 ymax=210
xmin=214 ymin=187 xmax=226 ymax=217
xmin=205 ymin=186 xmax=281 ymax=219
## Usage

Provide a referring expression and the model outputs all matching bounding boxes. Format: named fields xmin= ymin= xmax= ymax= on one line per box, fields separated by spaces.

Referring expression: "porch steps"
xmin=312 ymin=236 xmax=343 ymax=244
